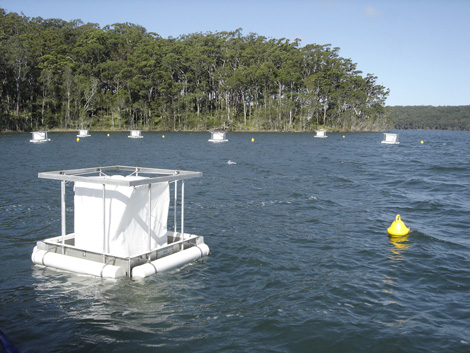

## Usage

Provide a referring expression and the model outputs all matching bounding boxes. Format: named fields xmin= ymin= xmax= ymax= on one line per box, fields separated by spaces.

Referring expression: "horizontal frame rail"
xmin=38 ymin=165 xmax=202 ymax=186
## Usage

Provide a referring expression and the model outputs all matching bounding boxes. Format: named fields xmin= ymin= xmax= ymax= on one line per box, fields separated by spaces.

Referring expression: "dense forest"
xmin=390 ymin=105 xmax=470 ymax=130
xmin=0 ymin=9 xmax=392 ymax=132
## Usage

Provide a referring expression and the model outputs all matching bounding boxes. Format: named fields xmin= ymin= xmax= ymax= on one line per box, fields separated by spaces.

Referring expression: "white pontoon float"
xmin=77 ymin=129 xmax=91 ymax=137
xmin=30 ymin=131 xmax=50 ymax=143
xmin=314 ymin=130 xmax=327 ymax=138
xmin=208 ymin=131 xmax=228 ymax=142
xmin=31 ymin=166 xmax=209 ymax=278
xmin=128 ymin=130 xmax=143 ymax=138
xmin=381 ymin=133 xmax=400 ymax=144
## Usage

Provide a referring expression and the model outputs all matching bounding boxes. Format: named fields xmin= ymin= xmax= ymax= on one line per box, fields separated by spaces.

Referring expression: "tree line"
xmin=0 ymin=9 xmax=392 ymax=132
xmin=390 ymin=105 xmax=470 ymax=130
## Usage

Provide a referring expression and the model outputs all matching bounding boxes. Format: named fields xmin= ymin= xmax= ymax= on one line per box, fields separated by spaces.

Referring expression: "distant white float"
xmin=31 ymin=165 xmax=209 ymax=278
xmin=129 ymin=130 xmax=143 ymax=138
xmin=381 ymin=133 xmax=400 ymax=145
xmin=30 ymin=131 xmax=50 ymax=143
xmin=208 ymin=131 xmax=228 ymax=142
xmin=77 ymin=129 xmax=91 ymax=137
xmin=314 ymin=129 xmax=327 ymax=138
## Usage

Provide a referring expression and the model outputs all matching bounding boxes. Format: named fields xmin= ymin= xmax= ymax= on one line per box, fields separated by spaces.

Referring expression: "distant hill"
xmin=389 ymin=105 xmax=470 ymax=130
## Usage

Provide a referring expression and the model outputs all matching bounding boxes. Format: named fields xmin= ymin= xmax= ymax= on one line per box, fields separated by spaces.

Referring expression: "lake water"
xmin=0 ymin=130 xmax=469 ymax=352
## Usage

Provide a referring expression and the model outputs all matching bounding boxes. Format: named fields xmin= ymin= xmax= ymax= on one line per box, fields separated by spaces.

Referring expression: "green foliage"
xmin=390 ymin=106 xmax=470 ymax=130
xmin=0 ymin=9 xmax=391 ymax=132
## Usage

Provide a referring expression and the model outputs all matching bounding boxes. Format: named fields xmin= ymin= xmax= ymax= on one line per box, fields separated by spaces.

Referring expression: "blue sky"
xmin=1 ymin=0 xmax=469 ymax=106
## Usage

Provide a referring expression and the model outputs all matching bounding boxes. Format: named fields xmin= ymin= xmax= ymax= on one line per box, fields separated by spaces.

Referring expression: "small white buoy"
xmin=227 ymin=160 xmax=237 ymax=165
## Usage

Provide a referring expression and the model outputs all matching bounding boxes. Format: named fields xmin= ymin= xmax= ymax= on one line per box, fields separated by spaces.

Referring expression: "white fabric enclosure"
xmin=384 ymin=133 xmax=398 ymax=143
xmin=212 ymin=132 xmax=225 ymax=140
xmin=33 ymin=132 xmax=45 ymax=139
xmin=129 ymin=130 xmax=142 ymax=137
xmin=31 ymin=132 xmax=47 ymax=140
xmin=74 ymin=175 xmax=169 ymax=257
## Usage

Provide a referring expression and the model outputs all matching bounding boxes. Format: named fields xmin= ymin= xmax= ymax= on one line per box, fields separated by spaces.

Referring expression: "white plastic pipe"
xmin=132 ymin=244 xmax=210 ymax=278
xmin=31 ymin=247 xmax=125 ymax=278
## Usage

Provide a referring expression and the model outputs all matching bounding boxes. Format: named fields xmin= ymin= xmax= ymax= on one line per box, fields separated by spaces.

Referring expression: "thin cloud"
xmin=364 ymin=5 xmax=382 ymax=18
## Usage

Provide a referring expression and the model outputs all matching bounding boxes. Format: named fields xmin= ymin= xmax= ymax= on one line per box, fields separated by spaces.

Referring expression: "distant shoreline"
xmin=1 ymin=128 xmax=388 ymax=134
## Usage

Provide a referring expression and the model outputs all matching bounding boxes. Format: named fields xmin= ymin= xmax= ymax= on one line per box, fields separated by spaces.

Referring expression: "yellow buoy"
xmin=107 ymin=133 xmax=110 ymax=137
xmin=343 ymin=135 xmax=345 ymax=138
xmin=251 ymin=138 xmax=255 ymax=142
xmin=162 ymin=135 xmax=165 ymax=138
xmin=76 ymin=137 xmax=80 ymax=142
xmin=387 ymin=214 xmax=410 ymax=237
xmin=420 ymin=140 xmax=424 ymax=144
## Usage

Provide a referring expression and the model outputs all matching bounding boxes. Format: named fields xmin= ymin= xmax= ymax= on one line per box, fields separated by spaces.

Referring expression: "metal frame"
xmin=39 ymin=165 xmax=202 ymax=186
xmin=30 ymin=131 xmax=50 ymax=142
xmin=37 ymin=165 xmax=203 ymax=277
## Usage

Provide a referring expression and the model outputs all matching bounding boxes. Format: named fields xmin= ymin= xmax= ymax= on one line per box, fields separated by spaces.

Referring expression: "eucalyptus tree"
xmin=2 ymin=10 xmax=36 ymax=130
xmin=269 ymin=38 xmax=302 ymax=130
xmin=33 ymin=17 xmax=80 ymax=128
xmin=62 ymin=65 xmax=74 ymax=128
xmin=159 ymin=38 xmax=188 ymax=129
xmin=127 ymin=34 xmax=164 ymax=128
xmin=183 ymin=33 xmax=218 ymax=127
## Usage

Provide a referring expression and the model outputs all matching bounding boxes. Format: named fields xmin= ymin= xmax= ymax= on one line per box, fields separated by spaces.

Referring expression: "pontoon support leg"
xmin=174 ymin=180 xmax=178 ymax=237
xmin=61 ymin=180 xmax=66 ymax=254
xmin=148 ymin=184 xmax=152 ymax=255
xmin=181 ymin=180 xmax=185 ymax=250
xmin=102 ymin=184 xmax=106 ymax=263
